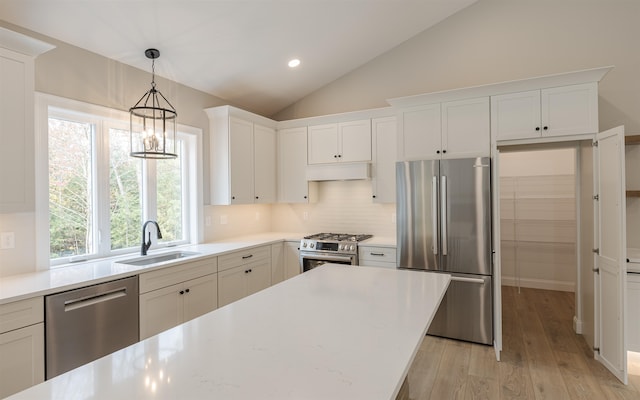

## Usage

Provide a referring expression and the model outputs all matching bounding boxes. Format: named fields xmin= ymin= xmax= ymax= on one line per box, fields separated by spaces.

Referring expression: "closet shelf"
xmin=625 ymin=135 xmax=640 ymax=145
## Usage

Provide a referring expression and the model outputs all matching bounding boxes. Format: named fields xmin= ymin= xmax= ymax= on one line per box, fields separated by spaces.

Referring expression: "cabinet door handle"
xmin=179 ymin=290 xmax=185 ymax=295
xmin=185 ymin=288 xmax=190 ymax=294
xmin=255 ymin=196 xmax=259 ymax=199
xmin=436 ymin=150 xmax=440 ymax=154
xmin=543 ymin=126 xmax=548 ymax=130
xmin=370 ymin=252 xmax=385 ymax=256
xmin=244 ymin=269 xmax=252 ymax=273
xmin=334 ymin=154 xmax=338 ymax=158
xmin=242 ymin=254 xmax=253 ymax=259
xmin=304 ymin=195 xmax=307 ymax=199
xmin=535 ymin=126 xmax=540 ymax=131
xmin=442 ymin=150 xmax=446 ymax=154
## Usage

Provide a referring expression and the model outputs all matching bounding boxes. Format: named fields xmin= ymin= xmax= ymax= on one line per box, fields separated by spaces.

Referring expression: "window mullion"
xmin=95 ymin=121 xmax=111 ymax=256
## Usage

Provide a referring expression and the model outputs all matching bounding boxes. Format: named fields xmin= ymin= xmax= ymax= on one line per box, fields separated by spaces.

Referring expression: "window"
xmin=37 ymin=95 xmax=202 ymax=267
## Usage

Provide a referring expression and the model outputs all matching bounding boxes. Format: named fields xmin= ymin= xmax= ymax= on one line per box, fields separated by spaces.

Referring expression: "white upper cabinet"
xmin=253 ymin=124 xmax=277 ymax=203
xmin=371 ymin=116 xmax=397 ymax=203
xmin=206 ymin=106 xmax=277 ymax=205
xmin=0 ymin=29 xmax=54 ymax=213
xmin=308 ymin=119 xmax=371 ymax=164
xmin=399 ymin=104 xmax=441 ymax=160
xmin=491 ymin=82 xmax=598 ymax=142
xmin=278 ymin=126 xmax=315 ymax=203
xmin=398 ymin=97 xmax=490 ymax=160
xmin=441 ymin=97 xmax=490 ymax=158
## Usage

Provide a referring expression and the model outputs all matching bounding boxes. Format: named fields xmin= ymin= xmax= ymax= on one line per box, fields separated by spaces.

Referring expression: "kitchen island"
xmin=6 ymin=264 xmax=449 ymax=400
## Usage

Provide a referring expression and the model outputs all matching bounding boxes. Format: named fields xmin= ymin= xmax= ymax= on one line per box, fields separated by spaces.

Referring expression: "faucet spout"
xmin=141 ymin=220 xmax=163 ymax=256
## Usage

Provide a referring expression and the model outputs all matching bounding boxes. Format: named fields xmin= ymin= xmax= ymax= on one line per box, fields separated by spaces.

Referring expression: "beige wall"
xmin=273 ymin=0 xmax=640 ymax=136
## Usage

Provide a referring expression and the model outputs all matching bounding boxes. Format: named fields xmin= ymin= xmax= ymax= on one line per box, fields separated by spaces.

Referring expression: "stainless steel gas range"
xmin=299 ymin=233 xmax=373 ymax=273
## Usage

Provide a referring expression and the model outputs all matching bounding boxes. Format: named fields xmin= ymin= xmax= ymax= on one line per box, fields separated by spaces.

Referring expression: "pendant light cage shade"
xmin=130 ymin=49 xmax=178 ymax=159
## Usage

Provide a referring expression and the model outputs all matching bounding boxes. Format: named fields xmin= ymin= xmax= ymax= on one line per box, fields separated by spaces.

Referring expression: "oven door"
xmin=300 ymin=252 xmax=356 ymax=273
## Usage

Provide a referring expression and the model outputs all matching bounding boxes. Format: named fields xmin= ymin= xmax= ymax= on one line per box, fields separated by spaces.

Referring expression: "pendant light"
xmin=129 ymin=48 xmax=177 ymax=159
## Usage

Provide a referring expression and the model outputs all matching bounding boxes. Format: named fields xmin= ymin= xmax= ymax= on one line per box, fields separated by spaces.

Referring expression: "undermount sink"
xmin=118 ymin=251 xmax=200 ymax=266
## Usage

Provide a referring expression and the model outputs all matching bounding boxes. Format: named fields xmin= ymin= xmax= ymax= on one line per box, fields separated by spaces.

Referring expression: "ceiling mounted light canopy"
xmin=130 ymin=48 xmax=177 ymax=159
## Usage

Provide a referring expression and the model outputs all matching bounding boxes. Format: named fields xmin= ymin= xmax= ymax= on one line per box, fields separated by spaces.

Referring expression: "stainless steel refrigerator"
xmin=396 ymin=157 xmax=493 ymax=345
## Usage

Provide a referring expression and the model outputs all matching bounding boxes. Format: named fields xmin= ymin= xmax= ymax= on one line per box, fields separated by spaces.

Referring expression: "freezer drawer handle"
xmin=370 ymin=252 xmax=385 ymax=256
xmin=64 ymin=287 xmax=128 ymax=312
xmin=450 ymin=276 xmax=485 ymax=285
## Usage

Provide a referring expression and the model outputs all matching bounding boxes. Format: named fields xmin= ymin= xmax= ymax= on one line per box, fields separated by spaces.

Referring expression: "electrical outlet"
xmin=303 ymin=211 xmax=309 ymax=221
xmin=220 ymin=215 xmax=228 ymax=225
xmin=255 ymin=212 xmax=260 ymax=221
xmin=391 ymin=213 xmax=396 ymax=223
xmin=205 ymin=216 xmax=212 ymax=227
xmin=0 ymin=232 xmax=15 ymax=249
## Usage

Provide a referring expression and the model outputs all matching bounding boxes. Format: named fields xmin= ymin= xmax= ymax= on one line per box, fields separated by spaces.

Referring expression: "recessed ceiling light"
xmin=288 ymin=59 xmax=301 ymax=68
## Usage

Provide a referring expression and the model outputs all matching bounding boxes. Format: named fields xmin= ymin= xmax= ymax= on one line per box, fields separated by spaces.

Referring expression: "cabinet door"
xmin=218 ymin=266 xmax=248 ymax=307
xmin=308 ymin=123 xmax=339 ymax=164
xmin=0 ymin=49 xmax=34 ymax=213
xmin=246 ymin=259 xmax=272 ymax=296
xmin=284 ymin=241 xmax=301 ymax=279
xmin=139 ymin=284 xmax=183 ymax=339
xmin=278 ymin=127 xmax=311 ymax=203
xmin=253 ymin=124 xmax=277 ymax=203
xmin=627 ymin=275 xmax=640 ymax=352
xmin=183 ymin=274 xmax=218 ymax=323
xmin=371 ymin=116 xmax=397 ymax=203
xmin=0 ymin=323 xmax=44 ymax=398
xmin=271 ymin=242 xmax=285 ymax=284
xmin=399 ymin=104 xmax=441 ymax=160
xmin=542 ymin=82 xmax=598 ymax=137
xmin=339 ymin=119 xmax=371 ymax=163
xmin=490 ymin=90 xmax=541 ymax=141
xmin=442 ymin=97 xmax=490 ymax=158
xmin=229 ymin=116 xmax=254 ymax=204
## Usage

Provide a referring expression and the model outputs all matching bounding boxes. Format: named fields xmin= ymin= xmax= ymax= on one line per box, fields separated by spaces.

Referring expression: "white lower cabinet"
xmin=628 ymin=273 xmax=640 ymax=352
xmin=218 ymin=259 xmax=271 ymax=307
xmin=271 ymin=242 xmax=285 ymax=284
xmin=284 ymin=241 xmax=301 ymax=279
xmin=0 ymin=297 xmax=44 ymax=398
xmin=358 ymin=246 xmax=397 ymax=269
xmin=217 ymin=246 xmax=272 ymax=307
xmin=139 ymin=258 xmax=218 ymax=340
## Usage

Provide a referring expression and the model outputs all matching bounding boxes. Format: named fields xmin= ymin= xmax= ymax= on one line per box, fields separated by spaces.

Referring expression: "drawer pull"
xmin=370 ymin=252 xmax=385 ymax=256
xmin=242 ymin=254 xmax=253 ymax=260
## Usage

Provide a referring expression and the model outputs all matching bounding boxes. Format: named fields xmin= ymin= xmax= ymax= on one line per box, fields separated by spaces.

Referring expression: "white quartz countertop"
xmin=6 ymin=264 xmax=449 ymax=400
xmin=0 ymin=232 xmax=304 ymax=305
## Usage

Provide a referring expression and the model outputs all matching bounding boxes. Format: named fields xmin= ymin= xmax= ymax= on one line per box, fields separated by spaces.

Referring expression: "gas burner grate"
xmin=304 ymin=233 xmax=373 ymax=242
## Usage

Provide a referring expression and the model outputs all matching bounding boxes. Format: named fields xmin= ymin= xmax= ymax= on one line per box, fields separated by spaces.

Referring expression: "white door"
xmin=308 ymin=123 xmax=338 ymax=164
xmin=441 ymin=97 xmax=490 ymax=158
xmin=229 ymin=117 xmax=254 ymax=204
xmin=492 ymin=148 xmax=502 ymax=361
xmin=339 ymin=119 xmax=371 ymax=163
xmin=594 ymin=126 xmax=627 ymax=384
xmin=253 ymin=124 xmax=277 ymax=203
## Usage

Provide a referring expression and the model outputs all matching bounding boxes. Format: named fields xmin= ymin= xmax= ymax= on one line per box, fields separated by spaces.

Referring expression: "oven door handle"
xmin=300 ymin=253 xmax=355 ymax=264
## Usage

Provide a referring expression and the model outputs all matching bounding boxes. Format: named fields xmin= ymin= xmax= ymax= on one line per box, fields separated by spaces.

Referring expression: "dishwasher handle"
xmin=64 ymin=287 xmax=128 ymax=312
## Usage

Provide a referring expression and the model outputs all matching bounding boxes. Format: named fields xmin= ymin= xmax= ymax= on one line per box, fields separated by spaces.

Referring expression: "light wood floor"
xmin=406 ymin=286 xmax=640 ymax=399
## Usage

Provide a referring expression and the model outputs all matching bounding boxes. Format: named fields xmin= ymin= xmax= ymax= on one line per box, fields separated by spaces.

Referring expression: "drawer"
xmin=359 ymin=246 xmax=397 ymax=265
xmin=139 ymin=256 xmax=218 ymax=293
xmin=0 ymin=297 xmax=43 ymax=334
xmin=218 ymin=245 xmax=271 ymax=272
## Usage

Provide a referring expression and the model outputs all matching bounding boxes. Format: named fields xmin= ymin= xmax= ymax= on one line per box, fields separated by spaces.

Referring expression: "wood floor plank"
xmin=428 ymin=340 xmax=471 ymax=400
xmin=404 ymin=286 xmax=640 ymax=400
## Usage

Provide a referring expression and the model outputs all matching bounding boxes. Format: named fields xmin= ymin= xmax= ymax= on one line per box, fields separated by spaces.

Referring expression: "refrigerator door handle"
xmin=441 ymin=175 xmax=447 ymax=256
xmin=450 ymin=276 xmax=486 ymax=285
xmin=432 ymin=175 xmax=438 ymax=255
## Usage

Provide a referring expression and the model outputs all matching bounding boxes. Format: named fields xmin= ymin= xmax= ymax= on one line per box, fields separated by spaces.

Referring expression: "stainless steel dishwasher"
xmin=45 ymin=276 xmax=139 ymax=379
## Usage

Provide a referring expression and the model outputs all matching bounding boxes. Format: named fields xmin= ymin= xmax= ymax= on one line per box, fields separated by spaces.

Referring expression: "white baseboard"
xmin=502 ymin=276 xmax=575 ymax=292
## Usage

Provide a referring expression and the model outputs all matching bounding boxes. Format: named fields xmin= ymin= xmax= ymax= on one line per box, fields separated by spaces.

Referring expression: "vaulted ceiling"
xmin=0 ymin=0 xmax=476 ymax=116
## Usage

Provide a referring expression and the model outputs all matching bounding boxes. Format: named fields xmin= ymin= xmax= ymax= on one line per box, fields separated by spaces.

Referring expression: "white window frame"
xmin=35 ymin=93 xmax=203 ymax=269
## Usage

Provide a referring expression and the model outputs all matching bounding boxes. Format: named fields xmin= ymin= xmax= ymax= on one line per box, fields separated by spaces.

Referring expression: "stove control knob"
xmin=349 ymin=245 xmax=355 ymax=251
xmin=310 ymin=243 xmax=315 ymax=248
xmin=339 ymin=244 xmax=344 ymax=250
xmin=302 ymin=242 xmax=307 ymax=248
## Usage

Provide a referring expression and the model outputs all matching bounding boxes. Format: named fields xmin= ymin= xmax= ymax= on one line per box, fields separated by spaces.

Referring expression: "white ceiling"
xmin=0 ymin=0 xmax=476 ymax=116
